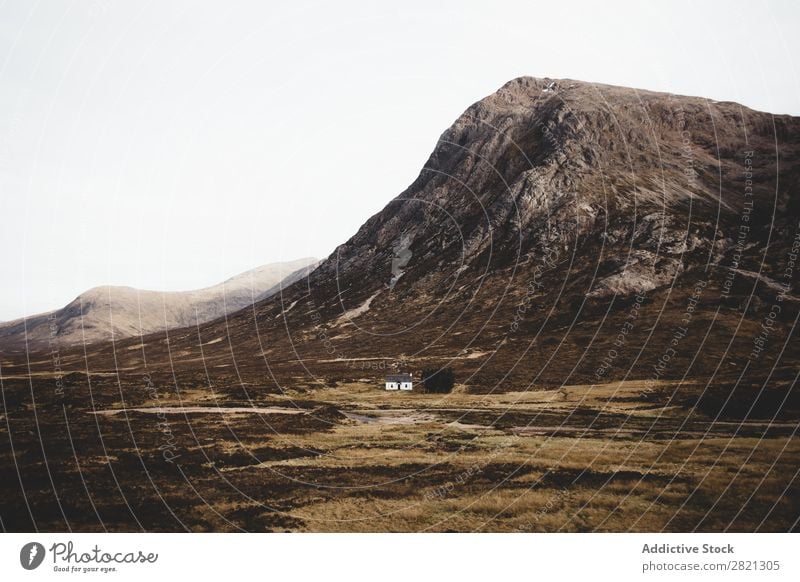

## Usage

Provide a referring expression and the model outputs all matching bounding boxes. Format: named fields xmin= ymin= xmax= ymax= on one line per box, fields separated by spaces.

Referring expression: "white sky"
xmin=0 ymin=0 xmax=798 ymax=321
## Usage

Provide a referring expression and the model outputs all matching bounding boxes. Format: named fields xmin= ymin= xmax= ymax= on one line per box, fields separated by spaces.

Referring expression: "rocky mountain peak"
xmin=10 ymin=79 xmax=798 ymax=392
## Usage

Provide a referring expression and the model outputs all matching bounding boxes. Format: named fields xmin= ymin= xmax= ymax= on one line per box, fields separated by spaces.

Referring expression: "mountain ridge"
xmin=6 ymin=77 xmax=799 ymax=394
xmin=0 ymin=257 xmax=318 ymax=350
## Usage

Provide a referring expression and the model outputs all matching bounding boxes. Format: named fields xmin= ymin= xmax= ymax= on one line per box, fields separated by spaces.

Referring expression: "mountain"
xmin=3 ymin=77 xmax=798 ymax=535
xmin=0 ymin=257 xmax=318 ymax=351
xmin=9 ymin=78 xmax=800 ymax=401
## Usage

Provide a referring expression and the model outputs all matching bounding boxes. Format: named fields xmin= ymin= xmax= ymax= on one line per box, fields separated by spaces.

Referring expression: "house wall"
xmin=385 ymin=380 xmax=412 ymax=390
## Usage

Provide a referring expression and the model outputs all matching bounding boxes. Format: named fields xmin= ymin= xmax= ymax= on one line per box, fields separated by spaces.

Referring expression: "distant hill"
xmin=0 ymin=257 xmax=318 ymax=350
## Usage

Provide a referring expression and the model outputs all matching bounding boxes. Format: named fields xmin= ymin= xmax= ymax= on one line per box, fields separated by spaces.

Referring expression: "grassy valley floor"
xmin=0 ymin=377 xmax=797 ymax=532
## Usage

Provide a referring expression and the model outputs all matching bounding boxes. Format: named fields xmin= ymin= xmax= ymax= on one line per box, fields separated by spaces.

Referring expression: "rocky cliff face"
xmin=318 ymin=77 xmax=796 ymax=305
xmin=10 ymin=78 xmax=800 ymax=395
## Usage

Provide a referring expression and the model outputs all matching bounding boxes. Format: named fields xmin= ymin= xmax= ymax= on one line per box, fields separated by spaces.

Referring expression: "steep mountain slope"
xmin=0 ymin=257 xmax=317 ymax=350
xmin=11 ymin=78 xmax=800 ymax=400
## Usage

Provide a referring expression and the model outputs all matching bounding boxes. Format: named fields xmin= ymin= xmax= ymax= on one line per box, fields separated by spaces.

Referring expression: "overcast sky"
xmin=0 ymin=0 xmax=798 ymax=321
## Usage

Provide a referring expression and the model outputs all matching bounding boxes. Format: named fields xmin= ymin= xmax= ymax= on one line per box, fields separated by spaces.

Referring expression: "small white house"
xmin=385 ymin=373 xmax=413 ymax=391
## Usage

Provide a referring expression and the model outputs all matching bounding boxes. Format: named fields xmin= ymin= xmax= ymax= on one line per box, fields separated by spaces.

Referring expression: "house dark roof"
xmin=386 ymin=373 xmax=412 ymax=382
